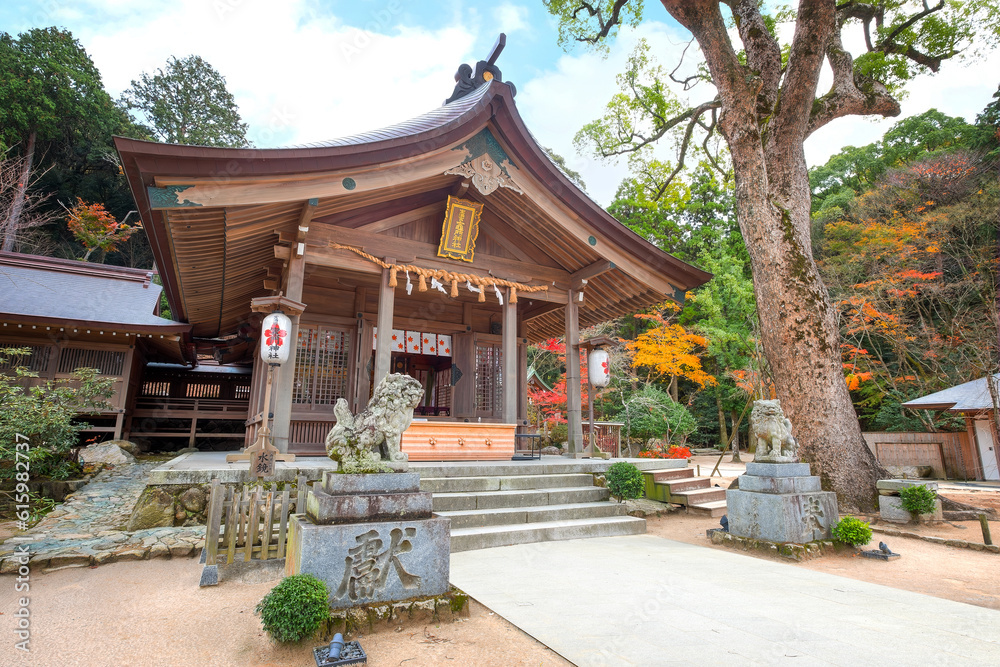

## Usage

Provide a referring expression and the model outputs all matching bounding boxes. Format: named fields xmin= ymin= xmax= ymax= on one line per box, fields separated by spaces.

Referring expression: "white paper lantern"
xmin=260 ymin=312 xmax=292 ymax=365
xmin=588 ymin=348 xmax=610 ymax=387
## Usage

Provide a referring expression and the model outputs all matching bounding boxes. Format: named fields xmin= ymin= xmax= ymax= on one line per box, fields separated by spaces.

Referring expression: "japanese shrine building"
xmin=115 ymin=73 xmax=710 ymax=458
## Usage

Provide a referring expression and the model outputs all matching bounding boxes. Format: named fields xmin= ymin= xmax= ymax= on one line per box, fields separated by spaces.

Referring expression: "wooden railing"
xmin=199 ymin=475 xmax=308 ymax=586
xmin=583 ymin=422 xmax=624 ymax=457
xmin=128 ymin=397 xmax=248 ymax=447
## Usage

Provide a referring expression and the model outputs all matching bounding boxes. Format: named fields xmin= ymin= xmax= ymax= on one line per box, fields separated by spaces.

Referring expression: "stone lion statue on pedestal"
xmin=325 ymin=373 xmax=424 ymax=473
xmin=750 ymin=399 xmax=798 ymax=463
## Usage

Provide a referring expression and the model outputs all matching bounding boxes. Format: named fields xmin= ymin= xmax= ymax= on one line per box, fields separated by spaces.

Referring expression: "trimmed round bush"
xmin=605 ymin=461 xmax=644 ymax=502
xmin=832 ymin=515 xmax=872 ymax=547
xmin=255 ymin=574 xmax=330 ymax=643
xmin=898 ymin=484 xmax=937 ymax=517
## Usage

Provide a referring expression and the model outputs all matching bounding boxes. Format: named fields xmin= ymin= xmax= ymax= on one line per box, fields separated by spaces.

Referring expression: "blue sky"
xmin=2 ymin=0 xmax=998 ymax=205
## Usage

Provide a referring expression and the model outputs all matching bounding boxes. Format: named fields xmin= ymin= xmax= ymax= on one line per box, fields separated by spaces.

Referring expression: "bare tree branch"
xmin=571 ymin=0 xmax=632 ymax=44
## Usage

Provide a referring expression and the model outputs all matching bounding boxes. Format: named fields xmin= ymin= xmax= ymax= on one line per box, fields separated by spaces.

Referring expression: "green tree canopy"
xmin=121 ymin=55 xmax=250 ymax=147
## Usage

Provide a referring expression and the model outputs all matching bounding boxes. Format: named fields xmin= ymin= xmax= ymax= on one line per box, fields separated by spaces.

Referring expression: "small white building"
xmin=903 ymin=374 xmax=1000 ymax=481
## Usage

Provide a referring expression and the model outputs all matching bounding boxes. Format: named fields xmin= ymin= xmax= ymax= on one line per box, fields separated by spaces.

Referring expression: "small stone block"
xmin=738 ymin=475 xmax=822 ymax=494
xmin=745 ymin=462 xmax=812 ymax=477
xmin=876 ymin=479 xmax=939 ymax=493
xmin=92 ymin=551 xmax=117 ymax=566
xmin=861 ymin=549 xmax=900 ymax=561
xmin=171 ymin=544 xmax=195 ymax=558
xmin=199 ymin=564 xmax=219 ymax=587
xmin=306 ymin=487 xmax=433 ymax=525
xmin=878 ymin=495 xmax=943 ymax=523
xmin=286 ymin=514 xmax=450 ymax=610
xmin=321 ymin=472 xmax=421 ymax=495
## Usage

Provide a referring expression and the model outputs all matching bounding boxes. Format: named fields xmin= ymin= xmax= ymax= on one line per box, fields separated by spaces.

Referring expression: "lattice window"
xmin=0 ymin=345 xmax=50 ymax=372
xmin=475 ymin=343 xmax=502 ymax=416
xmin=293 ymin=326 xmax=352 ymax=407
xmin=433 ymin=367 xmax=452 ymax=411
xmin=185 ymin=382 xmax=221 ymax=398
xmin=141 ymin=380 xmax=170 ymax=397
xmin=58 ymin=348 xmax=125 ymax=376
xmin=234 ymin=383 xmax=251 ymax=400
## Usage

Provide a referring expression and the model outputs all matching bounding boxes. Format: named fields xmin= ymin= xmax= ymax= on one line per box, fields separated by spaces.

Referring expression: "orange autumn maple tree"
xmin=626 ymin=304 xmax=716 ymax=389
xmin=66 ymin=198 xmax=137 ymax=261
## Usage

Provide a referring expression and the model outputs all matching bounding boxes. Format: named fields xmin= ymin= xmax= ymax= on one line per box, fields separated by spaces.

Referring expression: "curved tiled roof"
xmin=289 ymin=83 xmax=496 ymax=149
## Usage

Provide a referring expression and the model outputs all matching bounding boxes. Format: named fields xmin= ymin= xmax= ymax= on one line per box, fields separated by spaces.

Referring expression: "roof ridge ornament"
xmin=444 ymin=33 xmax=516 ymax=105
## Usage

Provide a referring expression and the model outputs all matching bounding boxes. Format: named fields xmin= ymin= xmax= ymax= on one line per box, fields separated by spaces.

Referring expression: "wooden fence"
xmin=862 ymin=431 xmax=978 ymax=480
xmin=199 ymin=474 xmax=308 ymax=586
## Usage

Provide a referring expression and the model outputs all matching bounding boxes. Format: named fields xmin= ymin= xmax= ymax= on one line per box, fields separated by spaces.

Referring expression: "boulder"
xmin=178 ymin=487 xmax=207 ymax=513
xmin=126 ymin=488 xmax=175 ymax=531
xmin=540 ymin=446 xmax=562 ymax=456
xmin=105 ymin=439 xmax=141 ymax=455
xmin=79 ymin=442 xmax=136 ymax=466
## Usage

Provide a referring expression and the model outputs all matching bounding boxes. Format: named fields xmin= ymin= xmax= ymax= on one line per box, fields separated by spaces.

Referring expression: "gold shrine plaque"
xmin=437 ymin=196 xmax=483 ymax=263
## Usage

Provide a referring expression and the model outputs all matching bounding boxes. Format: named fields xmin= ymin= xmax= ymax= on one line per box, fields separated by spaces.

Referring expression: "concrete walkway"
xmin=450 ymin=535 xmax=1000 ymax=666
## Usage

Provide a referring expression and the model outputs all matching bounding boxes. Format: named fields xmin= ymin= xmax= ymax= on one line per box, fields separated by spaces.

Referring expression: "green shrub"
xmin=614 ymin=386 xmax=697 ymax=444
xmin=898 ymin=484 xmax=937 ymax=517
xmin=255 ymin=574 xmax=330 ymax=643
xmin=544 ymin=423 xmax=568 ymax=448
xmin=605 ymin=462 xmax=644 ymax=502
xmin=0 ymin=348 xmax=113 ymax=482
xmin=832 ymin=515 xmax=872 ymax=547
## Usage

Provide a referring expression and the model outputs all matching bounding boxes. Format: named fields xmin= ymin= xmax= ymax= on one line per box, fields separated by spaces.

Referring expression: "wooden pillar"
xmin=502 ymin=289 xmax=517 ymax=423
xmin=271 ymin=254 xmax=305 ymax=453
xmin=374 ymin=262 xmax=395 ymax=387
xmin=565 ymin=289 xmax=582 ymax=455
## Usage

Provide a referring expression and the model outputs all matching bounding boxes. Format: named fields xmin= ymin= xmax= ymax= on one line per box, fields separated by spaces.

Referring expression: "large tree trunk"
xmin=664 ymin=0 xmax=886 ymax=510
xmin=3 ymin=130 xmax=36 ymax=252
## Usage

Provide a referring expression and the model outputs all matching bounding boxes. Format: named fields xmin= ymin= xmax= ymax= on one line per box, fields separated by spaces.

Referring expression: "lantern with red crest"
xmin=260 ymin=312 xmax=292 ymax=365
xmin=588 ymin=347 xmax=610 ymax=387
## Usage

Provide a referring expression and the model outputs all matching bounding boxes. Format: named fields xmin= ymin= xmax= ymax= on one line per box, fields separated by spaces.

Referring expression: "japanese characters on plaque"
xmin=436 ymin=195 xmax=483 ymax=263
xmin=373 ymin=328 xmax=451 ymax=357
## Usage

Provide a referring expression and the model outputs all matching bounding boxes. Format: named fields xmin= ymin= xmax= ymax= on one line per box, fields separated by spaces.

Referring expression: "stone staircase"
xmin=642 ymin=467 xmax=728 ymax=517
xmin=415 ymin=460 xmax=672 ymax=552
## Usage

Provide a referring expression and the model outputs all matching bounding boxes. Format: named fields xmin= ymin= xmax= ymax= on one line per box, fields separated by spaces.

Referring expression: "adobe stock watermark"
xmin=11 ymin=432 xmax=34 ymax=652
xmin=339 ymin=1 xmax=404 ymax=63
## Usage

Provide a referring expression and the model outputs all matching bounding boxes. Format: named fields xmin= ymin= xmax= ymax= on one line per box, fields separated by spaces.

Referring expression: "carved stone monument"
xmin=286 ymin=374 xmax=450 ymax=609
xmin=726 ymin=400 xmax=839 ymax=544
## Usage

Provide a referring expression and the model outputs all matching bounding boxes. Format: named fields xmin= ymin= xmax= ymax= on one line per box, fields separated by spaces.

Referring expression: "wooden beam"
xmin=565 ymin=288 xmax=582 ymax=456
xmin=356 ymin=202 xmax=445 ymax=234
xmin=502 ymin=291 xmax=517 ymax=423
xmin=306 ymin=225 xmax=572 ymax=285
xmin=149 ymin=150 xmax=464 ymax=209
xmin=294 ymin=198 xmax=319 ymax=255
xmin=570 ymin=260 xmax=614 ymax=289
xmin=275 ymin=244 xmax=381 ymax=276
xmin=374 ymin=261 xmax=395 ymax=386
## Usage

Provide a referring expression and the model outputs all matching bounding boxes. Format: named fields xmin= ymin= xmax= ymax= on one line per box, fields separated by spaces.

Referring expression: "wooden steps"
xmin=642 ymin=467 xmax=728 ymax=517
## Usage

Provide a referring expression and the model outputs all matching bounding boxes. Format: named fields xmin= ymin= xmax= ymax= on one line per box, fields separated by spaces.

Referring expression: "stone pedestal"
xmin=726 ymin=462 xmax=838 ymax=544
xmin=286 ymin=472 xmax=450 ymax=609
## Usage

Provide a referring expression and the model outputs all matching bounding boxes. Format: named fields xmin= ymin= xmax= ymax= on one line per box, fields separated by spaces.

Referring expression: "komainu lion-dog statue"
xmin=325 ymin=373 xmax=424 ymax=473
xmin=750 ymin=399 xmax=799 ymax=463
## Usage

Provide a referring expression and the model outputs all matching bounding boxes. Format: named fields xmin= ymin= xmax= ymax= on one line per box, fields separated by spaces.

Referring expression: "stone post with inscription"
xmin=725 ymin=400 xmax=839 ymax=544
xmin=284 ymin=373 xmax=450 ymax=609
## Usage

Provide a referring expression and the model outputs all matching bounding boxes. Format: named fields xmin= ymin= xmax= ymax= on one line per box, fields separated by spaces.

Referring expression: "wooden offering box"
xmin=401 ymin=421 xmax=515 ymax=461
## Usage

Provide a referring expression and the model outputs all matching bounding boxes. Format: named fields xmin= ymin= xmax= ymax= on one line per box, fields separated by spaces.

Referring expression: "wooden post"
xmin=565 ymin=289 xmax=582 ymax=456
xmin=586 ymin=380 xmax=596 ymax=457
xmin=374 ymin=262 xmax=395 ymax=387
xmin=502 ymin=290 xmax=517 ymax=423
xmin=980 ymin=513 xmax=994 ymax=546
xmin=271 ymin=253 xmax=306 ymax=453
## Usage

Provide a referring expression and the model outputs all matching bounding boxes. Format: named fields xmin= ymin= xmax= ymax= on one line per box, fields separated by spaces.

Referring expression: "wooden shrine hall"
xmin=115 ymin=51 xmax=710 ymax=459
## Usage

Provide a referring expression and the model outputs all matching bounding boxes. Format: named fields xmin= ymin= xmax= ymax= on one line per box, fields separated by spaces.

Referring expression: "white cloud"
xmin=492 ymin=3 xmax=530 ymax=35
xmin=71 ymin=0 xmax=478 ymax=147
